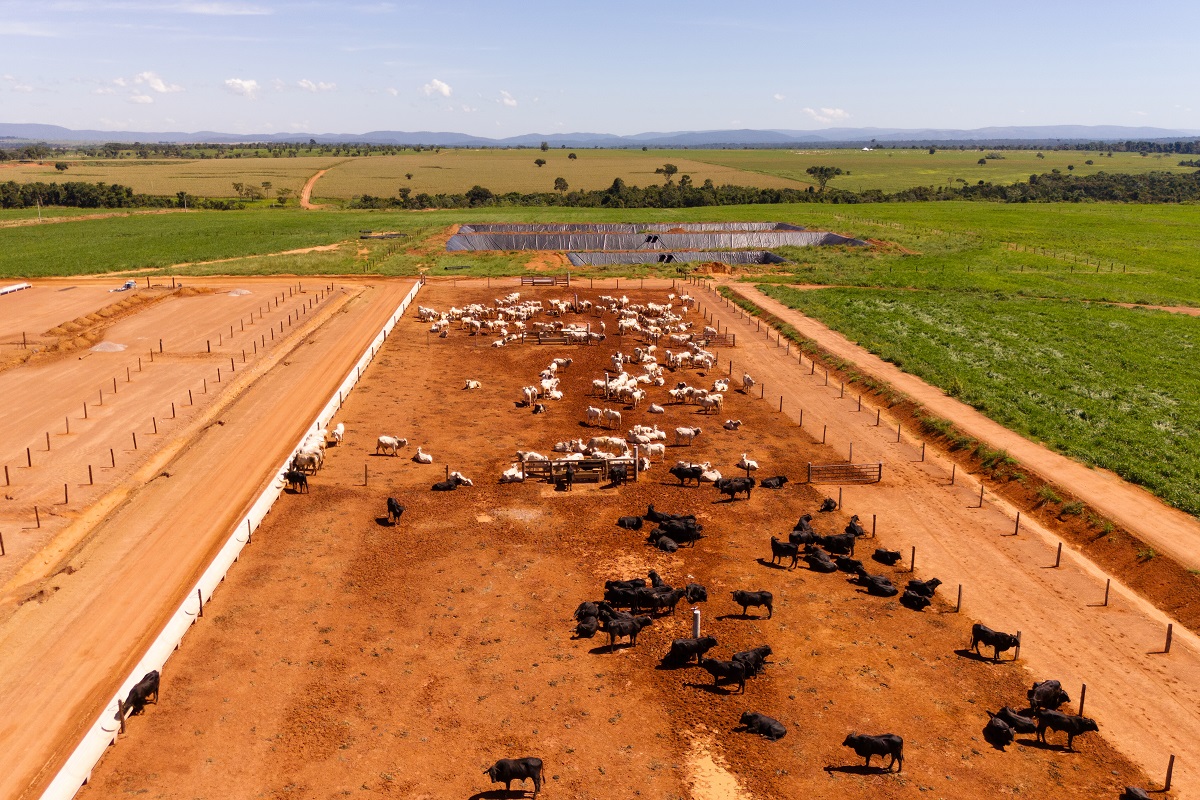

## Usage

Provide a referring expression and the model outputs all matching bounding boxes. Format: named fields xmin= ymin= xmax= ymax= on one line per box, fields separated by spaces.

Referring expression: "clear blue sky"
xmin=2 ymin=0 xmax=1197 ymax=135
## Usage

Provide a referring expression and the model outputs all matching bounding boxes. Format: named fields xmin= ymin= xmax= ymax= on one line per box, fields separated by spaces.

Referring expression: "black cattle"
xmin=793 ymin=514 xmax=815 ymax=533
xmin=605 ymin=578 xmax=647 ymax=591
xmin=685 ymin=583 xmax=708 ymax=603
xmin=644 ymin=504 xmax=676 ymax=523
xmin=596 ymin=602 xmax=630 ymax=623
xmin=905 ymin=578 xmax=942 ymax=598
xmin=819 ymin=532 xmax=856 ymax=557
xmin=603 ymin=586 xmax=639 ymax=608
xmin=715 ymin=476 xmax=755 ymax=501
xmin=1121 ymin=788 xmax=1152 ymax=800
xmin=769 ymin=536 xmax=800 ymax=569
xmin=732 ymin=645 xmax=772 ymax=677
xmin=386 ymin=497 xmax=405 ymax=524
xmin=638 ymin=587 xmax=686 ymax=615
xmin=790 ymin=528 xmax=819 ymax=547
xmin=862 ymin=576 xmax=898 ymax=598
xmin=1036 ymin=711 xmax=1099 ymax=750
xmin=970 ymin=623 xmax=1021 ymax=662
xmin=608 ymin=463 xmax=629 ymax=485
xmin=845 ymin=514 xmax=866 ymax=537
xmin=873 ymin=548 xmax=902 ymax=566
xmin=432 ymin=475 xmax=469 ymax=491
xmin=648 ymin=570 xmax=668 ymax=588
xmin=697 ymin=658 xmax=746 ymax=693
xmin=118 ymin=670 xmax=160 ymax=719
xmin=662 ymin=635 xmax=718 ymax=665
xmin=656 ymin=519 xmax=703 ymax=545
xmin=983 ymin=714 xmax=1015 ymax=750
xmin=760 ymin=475 xmax=788 ymax=489
xmin=531 ymin=403 xmax=547 ymax=414
xmin=574 ymin=601 xmax=599 ymax=621
xmin=900 ymin=590 xmax=931 ymax=611
xmin=284 ymin=469 xmax=308 ymax=493
xmin=617 ymin=515 xmax=644 ymax=530
xmin=575 ymin=617 xmax=599 ymax=638
xmin=651 ymin=534 xmax=678 ymax=553
xmin=996 ymin=706 xmax=1037 ymax=734
xmin=669 ymin=464 xmax=704 ymax=486
xmin=805 ymin=549 xmax=838 ymax=573
xmin=738 ymin=711 xmax=786 ymax=741
xmin=819 ymin=497 xmax=838 ymax=512
xmin=842 ymin=733 xmax=904 ymax=772
xmin=563 ymin=464 xmax=575 ymax=491
xmin=731 ymin=590 xmax=773 ymax=619
xmin=1027 ymin=679 xmax=1070 ymax=711
xmin=484 ymin=757 xmax=543 ymax=795
xmin=604 ymin=615 xmax=652 ymax=648
xmin=836 ymin=556 xmax=863 ymax=574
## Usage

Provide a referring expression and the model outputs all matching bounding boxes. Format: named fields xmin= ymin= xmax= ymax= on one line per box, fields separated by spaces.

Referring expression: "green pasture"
xmin=677 ymin=148 xmax=1197 ymax=193
xmin=760 ymin=285 xmax=1200 ymax=516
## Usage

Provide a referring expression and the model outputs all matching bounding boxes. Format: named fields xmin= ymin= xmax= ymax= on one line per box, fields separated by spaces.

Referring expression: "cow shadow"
xmin=686 ymin=682 xmax=740 ymax=696
xmin=716 ymin=612 xmax=769 ymax=621
xmin=756 ymin=558 xmax=790 ymax=571
xmin=954 ymin=648 xmax=1015 ymax=664
xmin=283 ymin=486 xmax=306 ymax=495
xmin=654 ymin=660 xmax=697 ymax=672
xmin=823 ymin=764 xmax=894 ymax=776
xmin=589 ymin=642 xmax=632 ymax=655
xmin=468 ymin=790 xmax=534 ymax=800
xmin=374 ymin=516 xmax=395 ymax=527
xmin=1016 ymin=737 xmax=1073 ymax=752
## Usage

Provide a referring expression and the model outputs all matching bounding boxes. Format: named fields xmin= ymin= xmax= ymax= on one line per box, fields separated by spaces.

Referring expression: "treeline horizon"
xmin=4 ymin=168 xmax=1200 ymax=211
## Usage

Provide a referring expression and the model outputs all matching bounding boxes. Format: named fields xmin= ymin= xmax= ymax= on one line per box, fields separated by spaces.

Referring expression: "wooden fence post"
xmin=1053 ymin=542 xmax=1062 ymax=568
xmin=955 ymin=584 xmax=962 ymax=612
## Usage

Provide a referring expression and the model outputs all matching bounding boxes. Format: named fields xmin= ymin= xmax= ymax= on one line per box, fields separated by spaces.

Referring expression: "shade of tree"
xmin=804 ymin=165 xmax=843 ymax=192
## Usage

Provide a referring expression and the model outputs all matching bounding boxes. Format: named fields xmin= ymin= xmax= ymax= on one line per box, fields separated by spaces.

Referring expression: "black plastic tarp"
xmin=457 ymin=222 xmax=805 ymax=234
xmin=566 ymin=251 xmax=787 ymax=266
xmin=446 ymin=231 xmax=865 ymax=252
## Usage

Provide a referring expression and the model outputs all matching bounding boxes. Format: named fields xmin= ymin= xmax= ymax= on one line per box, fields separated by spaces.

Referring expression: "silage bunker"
xmin=446 ymin=222 xmax=866 ymax=265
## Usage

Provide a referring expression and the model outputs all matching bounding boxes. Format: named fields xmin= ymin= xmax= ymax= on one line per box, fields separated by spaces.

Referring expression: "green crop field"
xmin=759 ymin=285 xmax=1200 ymax=516
xmin=675 ymin=148 xmax=1198 ymax=193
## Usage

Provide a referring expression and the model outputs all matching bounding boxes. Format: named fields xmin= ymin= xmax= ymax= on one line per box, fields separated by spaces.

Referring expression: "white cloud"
xmin=802 ymin=107 xmax=850 ymax=124
xmin=773 ymin=93 xmax=785 ymax=101
xmin=298 ymin=79 xmax=336 ymax=92
xmin=385 ymin=87 xmax=398 ymax=97
xmin=129 ymin=93 xmax=154 ymax=104
xmin=134 ymin=71 xmax=183 ymax=93
xmin=270 ymin=78 xmax=286 ymax=91
xmin=420 ymin=78 xmax=451 ymax=97
xmin=94 ymin=86 xmax=116 ymax=95
xmin=13 ymin=83 xmax=34 ymax=93
xmin=113 ymin=77 xmax=128 ymax=87
xmin=55 ymin=2 xmax=271 ymax=15
xmin=500 ymin=90 xmax=517 ymax=107
xmin=223 ymin=77 xmax=259 ymax=98
xmin=461 ymin=104 xmax=474 ymax=113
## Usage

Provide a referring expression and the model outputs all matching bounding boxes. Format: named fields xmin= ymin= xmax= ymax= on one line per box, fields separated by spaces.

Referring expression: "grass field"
xmin=673 ymin=148 xmax=1198 ymax=193
xmin=9 ymin=148 xmax=1194 ymax=199
xmin=1 ymin=156 xmax=345 ymax=197
xmin=310 ymin=149 xmax=807 ymax=198
xmin=759 ymin=285 xmax=1200 ymax=516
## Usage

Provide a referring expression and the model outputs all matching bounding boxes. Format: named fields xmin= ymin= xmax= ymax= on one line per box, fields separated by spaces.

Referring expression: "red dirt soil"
xmin=0 ymin=278 xmax=417 ymax=800
xmin=72 ymin=281 xmax=1183 ymax=800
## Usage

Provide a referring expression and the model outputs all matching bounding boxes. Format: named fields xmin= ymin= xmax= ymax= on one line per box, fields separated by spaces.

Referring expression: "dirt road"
xmin=299 ymin=168 xmax=330 ymax=209
xmin=0 ymin=279 xmax=415 ymax=800
xmin=725 ymin=282 xmax=1200 ymax=575
xmin=698 ymin=281 xmax=1199 ymax=795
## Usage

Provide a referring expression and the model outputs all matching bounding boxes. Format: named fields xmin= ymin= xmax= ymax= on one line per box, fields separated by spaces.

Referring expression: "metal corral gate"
xmin=520 ymin=274 xmax=571 ymax=287
xmin=700 ymin=333 xmax=736 ymax=348
xmin=517 ymin=455 xmax=639 ymax=484
xmin=806 ymin=462 xmax=883 ymax=484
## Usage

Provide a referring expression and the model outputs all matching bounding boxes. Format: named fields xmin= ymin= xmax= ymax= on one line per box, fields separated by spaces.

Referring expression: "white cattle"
xmin=586 ymin=406 xmax=603 ymax=426
xmin=737 ymin=453 xmax=759 ymax=472
xmin=413 ymin=447 xmax=433 ymax=464
xmin=601 ymin=408 xmax=623 ymax=428
xmin=331 ymin=422 xmax=345 ymax=444
xmin=674 ymin=426 xmax=702 ymax=446
xmin=743 ymin=372 xmax=756 ymax=391
xmin=724 ymin=419 xmax=742 ymax=431
xmin=645 ymin=442 xmax=666 ymax=460
xmin=376 ymin=435 xmax=407 ymax=456
xmin=647 ymin=403 xmax=665 ymax=414
xmin=463 ymin=379 xmax=482 ymax=390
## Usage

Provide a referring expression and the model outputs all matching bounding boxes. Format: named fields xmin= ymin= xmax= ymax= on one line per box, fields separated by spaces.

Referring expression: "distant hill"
xmin=0 ymin=122 xmax=1196 ymax=148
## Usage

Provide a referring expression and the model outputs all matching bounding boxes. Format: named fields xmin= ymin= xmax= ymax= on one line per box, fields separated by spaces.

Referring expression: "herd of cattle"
xmin=110 ymin=286 xmax=1138 ymax=798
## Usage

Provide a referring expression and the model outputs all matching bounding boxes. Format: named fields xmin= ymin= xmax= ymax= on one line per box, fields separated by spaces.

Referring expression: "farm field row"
xmin=3 ymin=203 xmax=1200 ymax=311
xmin=76 ymin=281 xmax=1190 ymax=799
xmin=757 ymin=285 xmax=1200 ymax=519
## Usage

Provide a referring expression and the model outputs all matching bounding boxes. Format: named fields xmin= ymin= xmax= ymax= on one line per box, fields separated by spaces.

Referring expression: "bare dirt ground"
xmin=77 ymin=280 xmax=1178 ymax=800
xmin=0 ymin=278 xmax=417 ymax=800
xmin=300 ymin=168 xmax=334 ymax=209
